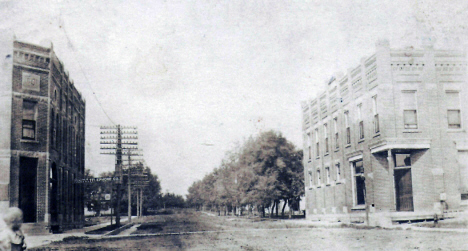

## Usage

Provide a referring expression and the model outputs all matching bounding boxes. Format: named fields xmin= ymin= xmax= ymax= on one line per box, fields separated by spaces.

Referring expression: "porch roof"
xmin=370 ymin=138 xmax=431 ymax=154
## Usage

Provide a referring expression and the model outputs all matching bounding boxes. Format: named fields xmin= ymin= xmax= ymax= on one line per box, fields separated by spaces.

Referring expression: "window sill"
xmin=316 ymin=185 xmax=322 ymax=188
xmin=358 ymin=139 xmax=365 ymax=144
xmin=324 ymin=153 xmax=329 ymax=156
xmin=326 ymin=183 xmax=331 ymax=187
xmin=316 ymin=157 xmax=320 ymax=160
xmin=351 ymin=205 xmax=366 ymax=210
xmin=447 ymin=128 xmax=465 ymax=133
xmin=308 ymin=160 xmax=312 ymax=163
xmin=334 ymin=148 xmax=340 ymax=152
xmin=373 ymin=133 xmax=381 ymax=138
xmin=345 ymin=144 xmax=351 ymax=148
xmin=403 ymin=129 xmax=421 ymax=133
xmin=335 ymin=179 xmax=345 ymax=184
xmin=21 ymin=139 xmax=39 ymax=144
xmin=394 ymin=166 xmax=411 ymax=170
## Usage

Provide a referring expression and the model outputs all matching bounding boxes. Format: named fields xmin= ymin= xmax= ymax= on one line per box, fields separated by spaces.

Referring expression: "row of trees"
xmin=84 ymin=164 xmax=185 ymax=216
xmin=186 ymin=130 xmax=304 ymax=217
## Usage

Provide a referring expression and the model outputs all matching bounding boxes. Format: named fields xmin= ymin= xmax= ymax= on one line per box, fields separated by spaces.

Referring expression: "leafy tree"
xmin=161 ymin=193 xmax=185 ymax=208
xmin=186 ymin=130 xmax=304 ymax=218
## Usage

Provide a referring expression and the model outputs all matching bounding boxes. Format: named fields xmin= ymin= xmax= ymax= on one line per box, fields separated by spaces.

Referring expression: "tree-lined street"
xmin=30 ymin=209 xmax=468 ymax=251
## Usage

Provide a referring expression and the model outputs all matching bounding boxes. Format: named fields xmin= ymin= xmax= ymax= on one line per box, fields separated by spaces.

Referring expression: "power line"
xmin=59 ymin=20 xmax=116 ymax=125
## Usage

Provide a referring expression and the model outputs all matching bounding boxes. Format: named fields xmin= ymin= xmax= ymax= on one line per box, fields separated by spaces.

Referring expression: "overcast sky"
xmin=2 ymin=0 xmax=468 ymax=195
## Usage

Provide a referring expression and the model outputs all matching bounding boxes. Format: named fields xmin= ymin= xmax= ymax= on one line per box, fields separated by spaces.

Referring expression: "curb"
xmin=103 ymin=223 xmax=135 ymax=236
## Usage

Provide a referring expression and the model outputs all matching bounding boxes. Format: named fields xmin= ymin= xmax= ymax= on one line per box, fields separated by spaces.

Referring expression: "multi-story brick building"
xmin=301 ymin=40 xmax=468 ymax=224
xmin=0 ymin=33 xmax=85 ymax=232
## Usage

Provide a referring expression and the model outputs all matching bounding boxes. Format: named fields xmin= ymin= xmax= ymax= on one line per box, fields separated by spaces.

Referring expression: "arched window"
xmin=50 ymin=109 xmax=55 ymax=145
xmin=55 ymin=114 xmax=59 ymax=148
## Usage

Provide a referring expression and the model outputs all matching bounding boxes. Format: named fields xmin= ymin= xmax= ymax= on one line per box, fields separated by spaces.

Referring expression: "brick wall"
xmin=302 ymin=41 xmax=467 ymax=218
xmin=6 ymin=40 xmax=85 ymax=228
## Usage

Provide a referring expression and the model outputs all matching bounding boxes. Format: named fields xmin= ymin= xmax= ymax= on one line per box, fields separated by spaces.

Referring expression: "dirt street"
xmin=31 ymin=210 xmax=468 ymax=251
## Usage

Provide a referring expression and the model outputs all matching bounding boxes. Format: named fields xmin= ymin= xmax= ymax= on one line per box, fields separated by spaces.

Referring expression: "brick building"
xmin=301 ymin=40 xmax=468 ymax=224
xmin=0 ymin=33 xmax=85 ymax=232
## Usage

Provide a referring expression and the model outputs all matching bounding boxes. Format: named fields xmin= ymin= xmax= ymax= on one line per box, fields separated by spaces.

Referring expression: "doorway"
xmin=50 ymin=163 xmax=58 ymax=223
xmin=19 ymin=157 xmax=37 ymax=222
xmin=395 ymin=168 xmax=414 ymax=211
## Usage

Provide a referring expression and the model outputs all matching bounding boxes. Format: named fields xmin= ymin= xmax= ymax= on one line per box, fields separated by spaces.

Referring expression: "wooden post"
xmin=128 ymin=151 xmax=132 ymax=223
xmin=387 ymin=149 xmax=396 ymax=210
xmin=140 ymin=188 xmax=143 ymax=219
xmin=136 ymin=188 xmax=140 ymax=218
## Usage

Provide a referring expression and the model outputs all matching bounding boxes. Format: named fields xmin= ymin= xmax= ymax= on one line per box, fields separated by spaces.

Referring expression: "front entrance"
xmin=19 ymin=157 xmax=37 ymax=222
xmin=50 ymin=163 xmax=58 ymax=223
xmin=395 ymin=168 xmax=414 ymax=211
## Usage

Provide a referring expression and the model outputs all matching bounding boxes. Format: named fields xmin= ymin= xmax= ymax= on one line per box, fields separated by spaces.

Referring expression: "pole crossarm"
xmin=100 ymin=126 xmax=137 ymax=129
xmin=100 ymin=146 xmax=139 ymax=150
xmin=100 ymin=130 xmax=138 ymax=135
xmin=100 ymin=140 xmax=138 ymax=145
xmin=100 ymin=136 xmax=138 ymax=139
xmin=101 ymin=151 xmax=143 ymax=156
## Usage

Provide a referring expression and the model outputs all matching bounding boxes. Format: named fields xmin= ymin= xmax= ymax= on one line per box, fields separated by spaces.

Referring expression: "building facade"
xmin=0 ymin=34 xmax=85 ymax=232
xmin=301 ymin=40 xmax=468 ymax=224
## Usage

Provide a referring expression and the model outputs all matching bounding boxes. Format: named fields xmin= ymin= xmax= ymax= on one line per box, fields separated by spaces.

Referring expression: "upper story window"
xmin=59 ymin=92 xmax=63 ymax=110
xmin=308 ymin=171 xmax=313 ymax=187
xmin=335 ymin=162 xmax=341 ymax=181
xmin=334 ymin=117 xmax=339 ymax=149
xmin=345 ymin=111 xmax=351 ymax=145
xmin=316 ymin=169 xmax=321 ymax=186
xmin=402 ymin=91 xmax=418 ymax=129
xmin=55 ymin=114 xmax=60 ymax=147
xmin=372 ymin=95 xmax=379 ymax=133
xmin=22 ymin=100 xmax=37 ymax=140
xmin=324 ymin=124 xmax=329 ymax=154
xmin=50 ymin=108 xmax=55 ymax=145
xmin=357 ymin=104 xmax=364 ymax=139
xmin=315 ymin=128 xmax=320 ymax=157
xmin=325 ymin=167 xmax=330 ymax=185
xmin=307 ymin=133 xmax=312 ymax=160
xmin=446 ymin=91 xmax=461 ymax=129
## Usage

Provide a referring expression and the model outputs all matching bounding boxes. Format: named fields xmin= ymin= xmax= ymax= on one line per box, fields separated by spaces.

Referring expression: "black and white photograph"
xmin=1 ymin=0 xmax=468 ymax=250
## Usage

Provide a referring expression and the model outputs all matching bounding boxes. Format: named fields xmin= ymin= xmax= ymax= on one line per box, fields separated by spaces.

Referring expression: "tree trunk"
xmin=262 ymin=205 xmax=265 ymax=218
xmin=270 ymin=201 xmax=275 ymax=218
xmin=289 ymin=203 xmax=293 ymax=219
xmin=281 ymin=199 xmax=287 ymax=218
xmin=275 ymin=200 xmax=279 ymax=217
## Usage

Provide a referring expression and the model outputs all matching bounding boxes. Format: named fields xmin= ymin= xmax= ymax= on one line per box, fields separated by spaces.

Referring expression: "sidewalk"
xmin=291 ymin=218 xmax=468 ymax=233
xmin=26 ymin=216 xmax=137 ymax=249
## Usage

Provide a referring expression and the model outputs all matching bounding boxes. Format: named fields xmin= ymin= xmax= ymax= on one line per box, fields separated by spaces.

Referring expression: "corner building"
xmin=301 ymin=40 xmax=468 ymax=223
xmin=0 ymin=34 xmax=85 ymax=232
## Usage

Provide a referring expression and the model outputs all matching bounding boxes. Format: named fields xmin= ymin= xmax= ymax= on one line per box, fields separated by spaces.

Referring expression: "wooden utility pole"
xmin=140 ymin=188 xmax=144 ymax=219
xmin=115 ymin=125 xmax=122 ymax=226
xmin=123 ymin=148 xmax=144 ymax=223
xmin=100 ymin=125 xmax=138 ymax=226
xmin=127 ymin=150 xmax=132 ymax=223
